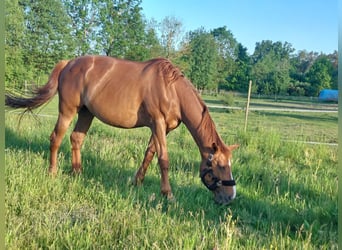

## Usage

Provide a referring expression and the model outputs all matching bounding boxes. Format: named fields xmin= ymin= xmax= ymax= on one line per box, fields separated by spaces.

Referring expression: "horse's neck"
xmin=179 ymin=84 xmax=222 ymax=158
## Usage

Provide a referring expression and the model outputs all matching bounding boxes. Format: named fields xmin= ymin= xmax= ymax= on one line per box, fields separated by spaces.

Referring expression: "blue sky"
xmin=140 ymin=0 xmax=338 ymax=54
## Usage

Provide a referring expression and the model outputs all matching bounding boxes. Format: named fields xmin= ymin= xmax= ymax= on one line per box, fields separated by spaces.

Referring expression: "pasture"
xmin=5 ymin=96 xmax=338 ymax=249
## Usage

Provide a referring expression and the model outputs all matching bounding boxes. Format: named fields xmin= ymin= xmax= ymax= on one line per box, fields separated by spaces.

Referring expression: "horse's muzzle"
xmin=214 ymin=193 xmax=235 ymax=205
xmin=214 ymin=185 xmax=236 ymax=205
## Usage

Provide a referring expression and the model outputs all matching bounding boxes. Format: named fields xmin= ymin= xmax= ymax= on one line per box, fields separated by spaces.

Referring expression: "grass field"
xmin=5 ymin=96 xmax=338 ymax=249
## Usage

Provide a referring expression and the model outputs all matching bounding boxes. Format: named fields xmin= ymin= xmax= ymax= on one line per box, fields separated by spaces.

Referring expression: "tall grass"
xmin=5 ymin=108 xmax=337 ymax=249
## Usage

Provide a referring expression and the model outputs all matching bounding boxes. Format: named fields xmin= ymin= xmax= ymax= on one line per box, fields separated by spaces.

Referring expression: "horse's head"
xmin=200 ymin=143 xmax=239 ymax=205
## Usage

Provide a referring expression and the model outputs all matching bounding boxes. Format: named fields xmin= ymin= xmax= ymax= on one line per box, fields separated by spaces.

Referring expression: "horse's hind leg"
xmin=134 ymin=135 xmax=156 ymax=185
xmin=49 ymin=112 xmax=76 ymax=175
xmin=70 ymin=107 xmax=94 ymax=174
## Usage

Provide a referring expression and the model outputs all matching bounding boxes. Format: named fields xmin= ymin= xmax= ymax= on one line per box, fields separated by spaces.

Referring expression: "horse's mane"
xmin=147 ymin=58 xmax=184 ymax=84
xmin=197 ymin=105 xmax=224 ymax=149
xmin=145 ymin=57 xmax=223 ymax=149
xmin=182 ymin=79 xmax=218 ymax=143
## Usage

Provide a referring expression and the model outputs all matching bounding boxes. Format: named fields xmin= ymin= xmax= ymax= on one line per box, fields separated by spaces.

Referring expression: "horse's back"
xmin=58 ymin=56 xmax=182 ymax=129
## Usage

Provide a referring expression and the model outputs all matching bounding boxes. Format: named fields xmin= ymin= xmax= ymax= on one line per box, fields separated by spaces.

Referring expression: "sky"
xmin=140 ymin=0 xmax=338 ymax=55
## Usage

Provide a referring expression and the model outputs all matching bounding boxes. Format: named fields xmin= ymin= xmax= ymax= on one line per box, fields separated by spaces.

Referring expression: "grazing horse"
xmin=5 ymin=56 xmax=239 ymax=205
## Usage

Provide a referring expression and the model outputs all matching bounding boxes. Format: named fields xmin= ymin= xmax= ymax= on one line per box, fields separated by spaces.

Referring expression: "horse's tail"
xmin=5 ymin=60 xmax=70 ymax=111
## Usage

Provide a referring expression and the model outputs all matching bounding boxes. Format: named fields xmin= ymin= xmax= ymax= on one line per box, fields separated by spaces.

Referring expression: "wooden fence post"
xmin=244 ymin=80 xmax=252 ymax=132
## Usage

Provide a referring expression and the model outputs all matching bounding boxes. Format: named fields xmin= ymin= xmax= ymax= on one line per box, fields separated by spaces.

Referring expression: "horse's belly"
xmin=92 ymin=108 xmax=145 ymax=128
xmin=81 ymin=88 xmax=147 ymax=128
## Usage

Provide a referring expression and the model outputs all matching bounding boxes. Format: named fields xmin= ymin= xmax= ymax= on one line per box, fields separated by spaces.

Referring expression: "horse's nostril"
xmin=215 ymin=196 xmax=231 ymax=205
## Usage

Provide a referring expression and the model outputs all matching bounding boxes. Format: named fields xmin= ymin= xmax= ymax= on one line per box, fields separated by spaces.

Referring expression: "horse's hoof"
xmin=70 ymin=168 xmax=82 ymax=176
xmin=48 ymin=168 xmax=58 ymax=177
xmin=130 ymin=176 xmax=138 ymax=186
xmin=166 ymin=193 xmax=176 ymax=203
xmin=133 ymin=173 xmax=144 ymax=186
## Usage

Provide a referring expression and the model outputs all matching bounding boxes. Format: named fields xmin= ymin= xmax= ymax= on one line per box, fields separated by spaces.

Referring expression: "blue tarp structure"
xmin=318 ymin=89 xmax=338 ymax=102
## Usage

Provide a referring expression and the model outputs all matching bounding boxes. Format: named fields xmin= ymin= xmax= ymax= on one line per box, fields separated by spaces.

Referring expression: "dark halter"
xmin=200 ymin=154 xmax=236 ymax=191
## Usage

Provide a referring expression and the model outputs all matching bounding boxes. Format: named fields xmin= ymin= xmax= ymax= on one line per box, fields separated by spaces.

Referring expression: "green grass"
xmin=203 ymin=94 xmax=338 ymax=144
xmin=5 ymin=97 xmax=338 ymax=249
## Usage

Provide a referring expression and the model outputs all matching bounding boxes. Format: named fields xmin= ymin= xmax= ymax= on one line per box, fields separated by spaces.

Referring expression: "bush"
xmin=219 ymin=92 xmax=235 ymax=106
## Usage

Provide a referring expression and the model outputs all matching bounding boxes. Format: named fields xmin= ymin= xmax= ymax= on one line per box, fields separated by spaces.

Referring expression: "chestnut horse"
xmin=5 ymin=56 xmax=238 ymax=205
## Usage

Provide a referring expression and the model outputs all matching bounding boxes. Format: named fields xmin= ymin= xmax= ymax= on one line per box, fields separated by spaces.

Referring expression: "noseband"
xmin=200 ymin=154 xmax=236 ymax=191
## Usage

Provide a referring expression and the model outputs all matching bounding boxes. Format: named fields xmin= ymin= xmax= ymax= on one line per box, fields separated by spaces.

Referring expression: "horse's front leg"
xmin=152 ymin=120 xmax=173 ymax=199
xmin=134 ymin=135 xmax=156 ymax=185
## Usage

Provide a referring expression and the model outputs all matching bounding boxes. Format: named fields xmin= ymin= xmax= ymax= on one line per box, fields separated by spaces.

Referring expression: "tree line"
xmin=5 ymin=0 xmax=338 ymax=97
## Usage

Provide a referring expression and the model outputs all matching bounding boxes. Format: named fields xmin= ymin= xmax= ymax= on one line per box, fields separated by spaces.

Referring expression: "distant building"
xmin=318 ymin=89 xmax=338 ymax=102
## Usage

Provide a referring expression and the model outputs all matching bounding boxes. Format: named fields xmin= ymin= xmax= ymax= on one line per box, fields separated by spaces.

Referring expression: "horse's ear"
xmin=212 ymin=143 xmax=219 ymax=153
xmin=228 ymin=144 xmax=239 ymax=151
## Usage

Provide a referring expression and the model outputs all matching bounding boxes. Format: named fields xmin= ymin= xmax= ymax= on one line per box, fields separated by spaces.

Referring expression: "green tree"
xmin=159 ymin=16 xmax=183 ymax=59
xmin=97 ymin=0 xmax=150 ymax=61
xmin=288 ymin=50 xmax=318 ymax=95
xmin=290 ymin=50 xmax=318 ymax=82
xmin=144 ymin=18 xmax=164 ymax=58
xmin=20 ymin=0 xmax=75 ymax=81
xmin=327 ymin=51 xmax=338 ymax=89
xmin=170 ymin=36 xmax=191 ymax=76
xmin=63 ymin=0 xmax=100 ymax=56
xmin=5 ymin=0 xmax=27 ymax=88
xmin=188 ymin=28 xmax=218 ymax=90
xmin=305 ymin=55 xmax=334 ymax=96
xmin=211 ymin=26 xmax=238 ymax=90
xmin=251 ymin=40 xmax=294 ymax=96
xmin=227 ymin=43 xmax=251 ymax=92
xmin=211 ymin=26 xmax=237 ymax=59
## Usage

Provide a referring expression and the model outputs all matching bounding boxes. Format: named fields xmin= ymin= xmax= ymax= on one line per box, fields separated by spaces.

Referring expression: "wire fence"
xmin=6 ymin=108 xmax=338 ymax=147
xmin=207 ymin=105 xmax=338 ymax=113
